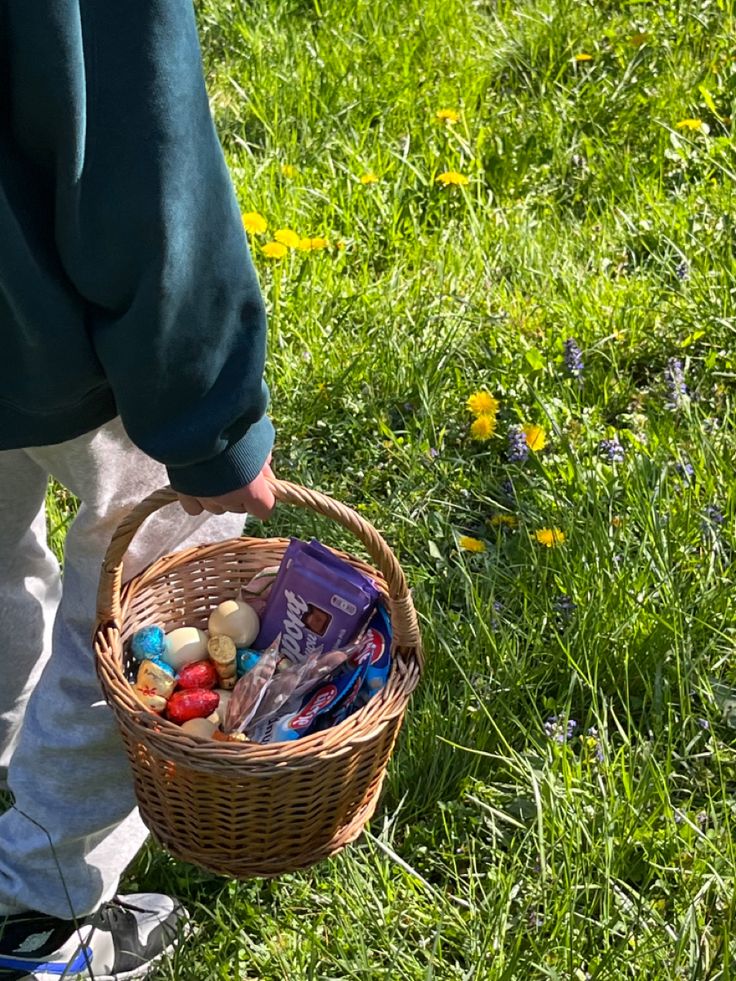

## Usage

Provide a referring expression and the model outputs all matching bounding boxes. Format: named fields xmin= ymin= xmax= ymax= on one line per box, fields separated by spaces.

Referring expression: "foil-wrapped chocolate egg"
xmin=130 ymin=625 xmax=166 ymax=661
xmin=208 ymin=600 xmax=259 ymax=647
xmin=163 ymin=627 xmax=208 ymax=671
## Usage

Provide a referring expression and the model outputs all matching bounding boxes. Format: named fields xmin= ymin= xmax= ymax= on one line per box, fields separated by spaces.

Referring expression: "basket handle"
xmin=96 ymin=479 xmax=422 ymax=651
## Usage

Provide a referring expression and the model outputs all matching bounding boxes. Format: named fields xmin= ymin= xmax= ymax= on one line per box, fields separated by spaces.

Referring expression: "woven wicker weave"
xmin=94 ymin=479 xmax=422 ymax=878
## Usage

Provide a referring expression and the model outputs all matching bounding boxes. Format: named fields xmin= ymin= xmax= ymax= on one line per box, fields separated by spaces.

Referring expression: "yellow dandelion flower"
xmin=467 ymin=391 xmax=500 ymax=418
xmin=489 ymin=514 xmax=518 ymax=528
xmin=261 ymin=241 xmax=288 ymax=259
xmin=676 ymin=118 xmax=703 ymax=131
xmin=359 ymin=172 xmax=379 ymax=184
xmin=574 ymin=52 xmax=593 ymax=62
xmin=470 ymin=415 xmax=497 ymax=441
xmin=523 ymin=424 xmax=547 ymax=451
xmin=296 ymin=236 xmax=329 ymax=251
xmin=535 ymin=528 xmax=566 ymax=547
xmin=436 ymin=171 xmax=469 ymax=186
xmin=458 ymin=535 xmax=486 ymax=553
xmin=280 ymin=163 xmax=297 ymax=178
xmin=435 ymin=108 xmax=461 ymax=124
xmin=274 ymin=228 xmax=301 ymax=248
xmin=242 ymin=212 xmax=267 ymax=234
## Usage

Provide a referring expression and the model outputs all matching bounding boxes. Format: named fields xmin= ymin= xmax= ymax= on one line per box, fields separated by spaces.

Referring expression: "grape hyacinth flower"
xmin=544 ymin=716 xmax=577 ymax=744
xmin=597 ymin=436 xmax=625 ymax=464
xmin=664 ymin=357 xmax=688 ymax=410
xmin=703 ymin=504 xmax=724 ymax=527
xmin=675 ymin=459 xmax=694 ymax=482
xmin=507 ymin=425 xmax=529 ymax=462
xmin=563 ymin=338 xmax=584 ymax=377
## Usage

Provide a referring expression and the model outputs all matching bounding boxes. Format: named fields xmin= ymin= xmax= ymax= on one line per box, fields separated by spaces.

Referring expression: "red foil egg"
xmin=167 ymin=688 xmax=220 ymax=724
xmin=176 ymin=660 xmax=218 ymax=691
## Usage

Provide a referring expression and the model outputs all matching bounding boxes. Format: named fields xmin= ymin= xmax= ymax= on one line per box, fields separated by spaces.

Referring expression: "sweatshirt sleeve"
xmin=54 ymin=0 xmax=273 ymax=497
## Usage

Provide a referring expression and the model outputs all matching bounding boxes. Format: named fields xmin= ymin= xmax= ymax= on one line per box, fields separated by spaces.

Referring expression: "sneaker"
xmin=0 ymin=893 xmax=186 ymax=980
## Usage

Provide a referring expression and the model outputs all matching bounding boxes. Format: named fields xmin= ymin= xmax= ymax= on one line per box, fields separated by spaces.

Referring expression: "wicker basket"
xmin=93 ymin=479 xmax=422 ymax=879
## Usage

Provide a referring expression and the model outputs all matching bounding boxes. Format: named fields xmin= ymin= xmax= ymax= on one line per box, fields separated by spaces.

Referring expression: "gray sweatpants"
xmin=0 ymin=418 xmax=244 ymax=918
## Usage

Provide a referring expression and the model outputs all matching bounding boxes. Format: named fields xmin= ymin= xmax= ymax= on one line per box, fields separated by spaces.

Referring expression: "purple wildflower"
xmin=675 ymin=459 xmax=694 ymax=482
xmin=507 ymin=425 xmax=529 ymax=462
xmin=676 ymin=259 xmax=690 ymax=281
xmin=664 ymin=358 xmax=688 ymax=410
xmin=703 ymin=504 xmax=724 ymax=527
xmin=563 ymin=338 xmax=584 ymax=377
xmin=697 ymin=718 xmax=710 ymax=730
xmin=554 ymin=595 xmax=576 ymax=624
xmin=597 ymin=436 xmax=625 ymax=464
xmin=544 ymin=716 xmax=577 ymax=744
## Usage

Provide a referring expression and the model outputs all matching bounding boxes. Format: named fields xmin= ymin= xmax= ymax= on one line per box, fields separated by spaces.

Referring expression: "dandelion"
xmin=489 ymin=514 xmax=518 ymax=528
xmin=296 ymin=236 xmax=329 ymax=251
xmin=563 ymin=338 xmax=584 ymax=377
xmin=507 ymin=426 xmax=529 ymax=462
xmin=470 ymin=415 xmax=497 ymax=441
xmin=280 ymin=163 xmax=298 ymax=177
xmin=664 ymin=357 xmax=688 ymax=410
xmin=458 ymin=535 xmax=486 ymax=553
xmin=676 ymin=119 xmax=703 ymax=131
xmin=598 ymin=436 xmax=625 ymax=464
xmin=359 ymin=172 xmax=379 ymax=184
xmin=535 ymin=528 xmax=566 ymax=547
xmin=242 ymin=212 xmax=268 ymax=234
xmin=574 ymin=53 xmax=593 ymax=62
xmin=544 ymin=716 xmax=577 ymax=743
xmin=523 ymin=424 xmax=547 ymax=452
xmin=261 ymin=241 xmax=288 ymax=259
xmin=467 ymin=391 xmax=500 ymax=417
xmin=436 ymin=171 xmax=469 ymax=186
xmin=274 ymin=228 xmax=301 ymax=249
xmin=435 ymin=108 xmax=461 ymax=124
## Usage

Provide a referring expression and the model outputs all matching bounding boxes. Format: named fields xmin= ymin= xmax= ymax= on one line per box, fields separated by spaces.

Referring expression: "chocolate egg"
xmin=130 ymin=625 xmax=166 ymax=661
xmin=163 ymin=627 xmax=208 ymax=671
xmin=131 ymin=685 xmax=168 ymax=713
xmin=166 ymin=688 xmax=220 ymax=724
xmin=136 ymin=659 xmax=177 ymax=700
xmin=180 ymin=717 xmax=218 ymax=739
xmin=236 ymin=648 xmax=261 ymax=677
xmin=177 ymin=660 xmax=218 ymax=691
xmin=208 ymin=600 xmax=259 ymax=647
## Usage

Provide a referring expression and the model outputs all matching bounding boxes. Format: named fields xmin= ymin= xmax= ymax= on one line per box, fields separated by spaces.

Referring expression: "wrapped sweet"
xmin=130 ymin=625 xmax=166 ymax=661
xmin=133 ymin=658 xmax=177 ymax=712
xmin=167 ymin=688 xmax=220 ymax=724
xmin=163 ymin=626 xmax=208 ymax=671
xmin=208 ymin=600 xmax=259 ymax=648
xmin=177 ymin=660 xmax=218 ymax=690
xmin=207 ymin=635 xmax=237 ymax=690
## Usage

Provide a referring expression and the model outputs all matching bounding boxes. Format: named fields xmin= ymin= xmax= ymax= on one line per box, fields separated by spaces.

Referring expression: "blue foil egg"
xmin=130 ymin=625 xmax=166 ymax=661
xmin=236 ymin=648 xmax=261 ymax=677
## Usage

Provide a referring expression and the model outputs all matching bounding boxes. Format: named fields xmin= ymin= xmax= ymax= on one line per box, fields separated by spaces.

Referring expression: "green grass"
xmin=48 ymin=0 xmax=736 ymax=976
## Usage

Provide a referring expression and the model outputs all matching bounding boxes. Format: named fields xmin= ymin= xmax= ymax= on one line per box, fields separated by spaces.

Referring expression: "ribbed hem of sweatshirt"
xmin=165 ymin=415 xmax=275 ymax=497
xmin=0 ymin=388 xmax=117 ymax=452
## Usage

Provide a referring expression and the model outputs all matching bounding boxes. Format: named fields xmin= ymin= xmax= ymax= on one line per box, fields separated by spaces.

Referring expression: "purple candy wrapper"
xmin=254 ymin=538 xmax=381 ymax=664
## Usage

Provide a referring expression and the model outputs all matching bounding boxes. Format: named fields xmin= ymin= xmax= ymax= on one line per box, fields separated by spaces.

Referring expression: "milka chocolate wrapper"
xmin=254 ymin=538 xmax=381 ymax=664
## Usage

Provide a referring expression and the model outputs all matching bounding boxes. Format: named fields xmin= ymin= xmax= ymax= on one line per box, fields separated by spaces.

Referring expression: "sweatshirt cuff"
xmin=165 ymin=415 xmax=275 ymax=497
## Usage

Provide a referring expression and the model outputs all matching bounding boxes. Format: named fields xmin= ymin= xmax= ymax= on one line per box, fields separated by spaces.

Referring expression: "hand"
xmin=177 ymin=459 xmax=276 ymax=521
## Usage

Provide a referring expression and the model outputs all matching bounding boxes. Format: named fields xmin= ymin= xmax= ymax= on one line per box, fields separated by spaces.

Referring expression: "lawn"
xmin=50 ymin=0 xmax=736 ymax=977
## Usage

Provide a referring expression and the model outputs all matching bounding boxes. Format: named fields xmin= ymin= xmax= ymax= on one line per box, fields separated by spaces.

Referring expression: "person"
xmin=0 ymin=2 xmax=275 ymax=977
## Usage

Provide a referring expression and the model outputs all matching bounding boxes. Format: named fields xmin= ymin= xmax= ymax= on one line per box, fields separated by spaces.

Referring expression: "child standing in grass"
xmin=0 ymin=2 xmax=274 ymax=977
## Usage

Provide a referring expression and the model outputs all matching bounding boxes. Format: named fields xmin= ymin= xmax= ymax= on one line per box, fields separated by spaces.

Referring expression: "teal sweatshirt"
xmin=0 ymin=0 xmax=274 ymax=497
